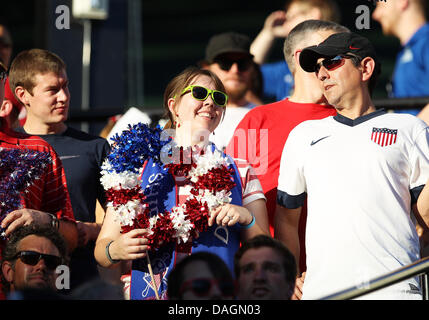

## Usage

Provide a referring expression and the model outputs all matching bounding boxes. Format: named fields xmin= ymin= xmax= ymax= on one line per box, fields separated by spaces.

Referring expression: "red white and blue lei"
xmin=100 ymin=123 xmax=236 ymax=249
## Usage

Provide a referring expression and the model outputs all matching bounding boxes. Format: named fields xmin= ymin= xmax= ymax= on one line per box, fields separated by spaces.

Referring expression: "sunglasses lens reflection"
xmin=213 ymin=91 xmax=227 ymax=106
xmin=18 ymin=251 xmax=61 ymax=270
xmin=192 ymin=86 xmax=208 ymax=100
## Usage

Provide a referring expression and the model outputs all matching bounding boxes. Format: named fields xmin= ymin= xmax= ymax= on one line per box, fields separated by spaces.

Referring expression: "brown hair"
xmin=9 ymin=48 xmax=66 ymax=97
xmin=163 ymin=66 xmax=226 ymax=129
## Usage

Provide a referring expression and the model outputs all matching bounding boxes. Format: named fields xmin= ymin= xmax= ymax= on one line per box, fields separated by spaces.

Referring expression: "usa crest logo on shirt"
xmin=371 ymin=127 xmax=398 ymax=147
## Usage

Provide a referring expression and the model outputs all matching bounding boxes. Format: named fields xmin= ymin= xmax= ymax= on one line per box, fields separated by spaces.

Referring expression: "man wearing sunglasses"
xmin=1 ymin=224 xmax=67 ymax=296
xmin=201 ymin=32 xmax=258 ymax=151
xmin=167 ymin=252 xmax=235 ymax=300
xmin=0 ymin=60 xmax=77 ymax=298
xmin=276 ymin=32 xmax=429 ymax=299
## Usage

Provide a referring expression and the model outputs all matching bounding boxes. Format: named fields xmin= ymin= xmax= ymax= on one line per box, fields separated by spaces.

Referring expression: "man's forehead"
xmin=34 ymin=70 xmax=68 ymax=83
xmin=241 ymin=247 xmax=282 ymax=262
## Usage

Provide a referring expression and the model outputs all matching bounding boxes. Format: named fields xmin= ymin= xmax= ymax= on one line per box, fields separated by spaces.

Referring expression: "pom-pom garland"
xmin=0 ymin=147 xmax=52 ymax=237
xmin=101 ymin=123 xmax=236 ymax=249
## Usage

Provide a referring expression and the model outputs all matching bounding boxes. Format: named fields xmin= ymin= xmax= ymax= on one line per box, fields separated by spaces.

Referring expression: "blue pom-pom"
xmin=107 ymin=123 xmax=171 ymax=174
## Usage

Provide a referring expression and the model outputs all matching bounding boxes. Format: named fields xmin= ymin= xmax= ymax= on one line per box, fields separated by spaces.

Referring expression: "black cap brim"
xmin=299 ymin=45 xmax=344 ymax=72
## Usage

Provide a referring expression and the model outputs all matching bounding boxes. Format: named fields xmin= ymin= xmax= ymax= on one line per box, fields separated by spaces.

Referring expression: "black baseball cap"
xmin=205 ymin=32 xmax=253 ymax=63
xmin=299 ymin=32 xmax=379 ymax=72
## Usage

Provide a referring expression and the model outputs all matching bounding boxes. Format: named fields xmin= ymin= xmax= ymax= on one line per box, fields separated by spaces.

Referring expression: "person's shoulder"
xmin=379 ymin=112 xmax=427 ymax=135
xmin=65 ymin=126 xmax=108 ymax=144
xmin=248 ymin=99 xmax=291 ymax=115
xmin=11 ymin=129 xmax=54 ymax=149
xmin=286 ymin=116 xmax=331 ymax=141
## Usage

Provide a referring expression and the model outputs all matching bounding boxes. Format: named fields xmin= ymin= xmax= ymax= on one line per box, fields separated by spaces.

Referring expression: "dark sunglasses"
xmin=181 ymin=85 xmax=228 ymax=107
xmin=315 ymin=55 xmax=352 ymax=75
xmin=14 ymin=250 xmax=62 ymax=271
xmin=179 ymin=278 xmax=235 ymax=298
xmin=214 ymin=57 xmax=252 ymax=72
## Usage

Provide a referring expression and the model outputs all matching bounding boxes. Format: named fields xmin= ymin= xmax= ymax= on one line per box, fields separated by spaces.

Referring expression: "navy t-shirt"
xmin=17 ymin=126 xmax=111 ymax=289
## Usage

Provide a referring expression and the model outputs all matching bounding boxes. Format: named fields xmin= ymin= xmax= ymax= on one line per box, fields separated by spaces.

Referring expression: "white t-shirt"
xmin=277 ymin=110 xmax=429 ymax=300
xmin=210 ymin=103 xmax=256 ymax=151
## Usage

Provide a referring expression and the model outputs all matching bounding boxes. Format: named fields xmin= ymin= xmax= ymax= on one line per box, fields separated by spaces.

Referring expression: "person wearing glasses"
xmin=167 ymin=251 xmax=235 ymax=300
xmin=276 ymin=32 xmax=429 ymax=299
xmin=234 ymin=235 xmax=296 ymax=300
xmin=0 ymin=60 xmax=76 ymax=300
xmin=1 ymin=224 xmax=67 ymax=297
xmin=9 ymin=49 xmax=110 ymax=290
xmin=95 ymin=67 xmax=269 ymax=300
xmin=199 ymin=32 xmax=259 ymax=151
xmin=226 ymin=20 xmax=348 ymax=278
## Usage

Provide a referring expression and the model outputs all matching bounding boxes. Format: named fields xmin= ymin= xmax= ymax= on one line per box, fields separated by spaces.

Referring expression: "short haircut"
xmin=167 ymin=251 xmax=233 ymax=299
xmin=9 ymin=48 xmax=66 ymax=96
xmin=234 ymin=235 xmax=297 ymax=286
xmin=283 ymin=19 xmax=350 ymax=73
xmin=2 ymin=224 xmax=67 ymax=264
xmin=285 ymin=0 xmax=341 ymax=23
xmin=1 ymin=224 xmax=67 ymax=292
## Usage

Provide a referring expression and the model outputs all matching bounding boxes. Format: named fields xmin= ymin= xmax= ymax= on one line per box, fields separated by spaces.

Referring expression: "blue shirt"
xmin=261 ymin=60 xmax=294 ymax=102
xmin=392 ymin=23 xmax=429 ymax=115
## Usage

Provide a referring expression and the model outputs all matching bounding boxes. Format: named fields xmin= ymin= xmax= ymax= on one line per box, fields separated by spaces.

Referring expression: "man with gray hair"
xmin=226 ymin=21 xmax=349 ymax=297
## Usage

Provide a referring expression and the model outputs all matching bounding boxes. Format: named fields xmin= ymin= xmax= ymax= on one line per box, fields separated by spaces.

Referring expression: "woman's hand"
xmin=108 ymin=229 xmax=150 ymax=261
xmin=208 ymin=204 xmax=253 ymax=227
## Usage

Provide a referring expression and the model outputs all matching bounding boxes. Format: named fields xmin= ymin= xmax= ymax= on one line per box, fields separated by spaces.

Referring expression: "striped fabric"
xmin=0 ymin=129 xmax=74 ymax=220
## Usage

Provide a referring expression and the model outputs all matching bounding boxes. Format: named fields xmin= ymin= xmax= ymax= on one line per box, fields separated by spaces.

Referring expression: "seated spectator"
xmin=167 ymin=252 xmax=236 ymax=300
xmin=234 ymin=235 xmax=296 ymax=300
xmin=1 ymin=224 xmax=67 ymax=296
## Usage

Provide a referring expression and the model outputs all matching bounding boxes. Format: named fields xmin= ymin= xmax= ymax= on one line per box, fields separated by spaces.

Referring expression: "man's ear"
xmin=0 ymin=100 xmax=13 ymax=118
xmin=360 ymin=57 xmax=376 ymax=82
xmin=14 ymin=86 xmax=29 ymax=107
xmin=1 ymin=261 xmax=14 ymax=284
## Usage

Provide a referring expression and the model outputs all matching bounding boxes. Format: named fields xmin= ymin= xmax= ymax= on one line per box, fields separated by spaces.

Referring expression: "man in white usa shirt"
xmin=275 ymin=32 xmax=429 ymax=299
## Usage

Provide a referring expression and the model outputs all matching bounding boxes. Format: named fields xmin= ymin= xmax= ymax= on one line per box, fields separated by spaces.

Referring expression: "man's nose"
xmin=317 ymin=67 xmax=329 ymax=81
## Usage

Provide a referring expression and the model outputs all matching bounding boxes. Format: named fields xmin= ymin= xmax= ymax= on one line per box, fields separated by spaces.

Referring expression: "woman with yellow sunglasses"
xmin=95 ymin=66 xmax=269 ymax=300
